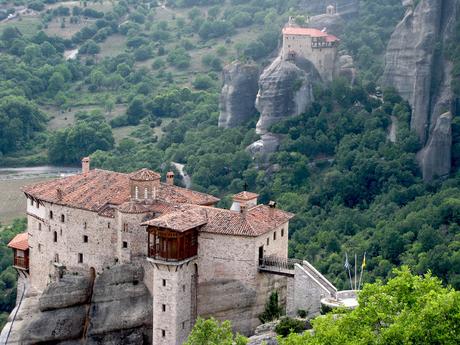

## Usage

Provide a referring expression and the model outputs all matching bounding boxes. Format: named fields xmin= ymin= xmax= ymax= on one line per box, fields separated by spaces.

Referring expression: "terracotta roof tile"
xmin=8 ymin=233 xmax=28 ymax=251
xmin=143 ymin=204 xmax=294 ymax=237
xmin=129 ymin=168 xmax=161 ymax=181
xmin=118 ymin=201 xmax=150 ymax=214
xmin=282 ymin=27 xmax=339 ymax=42
xmin=23 ymin=169 xmax=219 ymax=212
xmin=233 ymin=191 xmax=259 ymax=201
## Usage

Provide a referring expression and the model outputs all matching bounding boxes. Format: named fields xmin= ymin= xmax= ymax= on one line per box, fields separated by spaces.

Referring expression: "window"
xmin=84 ymin=222 xmax=87 ymax=229
xmin=182 ymin=284 xmax=186 ymax=292
xmin=83 ymin=235 xmax=88 ymax=243
xmin=38 ymin=223 xmax=42 ymax=231
xmin=182 ymin=321 xmax=185 ymax=330
xmin=54 ymin=231 xmax=57 ymax=242
xmin=36 ymin=201 xmax=39 ymax=209
xmin=123 ymin=223 xmax=128 ymax=232
xmin=123 ymin=241 xmax=128 ymax=248
xmin=78 ymin=253 xmax=83 ymax=263
xmin=60 ymin=229 xmax=62 ymax=236
xmin=161 ymin=330 xmax=166 ymax=338
xmin=107 ymin=222 xmax=110 ymax=229
xmin=38 ymin=243 xmax=42 ymax=253
xmin=54 ymin=253 xmax=59 ymax=263
xmin=162 ymin=279 xmax=166 ymax=287
xmin=144 ymin=188 xmax=148 ymax=199
xmin=60 ymin=214 xmax=65 ymax=223
xmin=135 ymin=186 xmax=139 ymax=199
xmin=266 ymin=238 xmax=269 ymax=246
xmin=49 ymin=211 xmax=53 ymax=219
xmin=162 ymin=304 xmax=166 ymax=312
xmin=30 ymin=199 xmax=33 ymax=206
xmin=281 ymin=228 xmax=284 ymax=237
xmin=273 ymin=232 xmax=276 ymax=241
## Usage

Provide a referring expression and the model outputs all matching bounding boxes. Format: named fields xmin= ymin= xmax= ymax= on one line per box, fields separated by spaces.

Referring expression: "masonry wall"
xmin=282 ymin=34 xmax=338 ymax=81
xmin=28 ymin=198 xmax=119 ymax=291
xmin=151 ymin=260 xmax=195 ymax=345
xmin=197 ymin=222 xmax=289 ymax=336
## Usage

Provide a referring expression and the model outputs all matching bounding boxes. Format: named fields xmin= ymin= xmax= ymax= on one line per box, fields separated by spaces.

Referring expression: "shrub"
xmin=275 ymin=317 xmax=309 ymax=337
xmin=259 ymin=291 xmax=283 ymax=324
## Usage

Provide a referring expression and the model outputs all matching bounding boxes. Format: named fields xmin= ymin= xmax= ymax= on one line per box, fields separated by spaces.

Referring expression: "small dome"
xmin=129 ymin=168 xmax=161 ymax=181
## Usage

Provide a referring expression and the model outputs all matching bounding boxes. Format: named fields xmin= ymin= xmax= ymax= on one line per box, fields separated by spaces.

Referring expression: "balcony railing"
xmin=148 ymin=243 xmax=198 ymax=262
xmin=13 ymin=256 xmax=29 ymax=270
xmin=259 ymin=255 xmax=302 ymax=273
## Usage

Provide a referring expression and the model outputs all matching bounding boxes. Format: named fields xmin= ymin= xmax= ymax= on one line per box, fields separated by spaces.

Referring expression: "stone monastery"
xmin=281 ymin=16 xmax=340 ymax=82
xmin=7 ymin=158 xmax=340 ymax=344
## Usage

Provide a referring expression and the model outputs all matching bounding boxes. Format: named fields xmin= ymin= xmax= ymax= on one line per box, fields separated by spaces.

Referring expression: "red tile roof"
xmin=233 ymin=191 xmax=259 ymax=201
xmin=282 ymin=27 xmax=339 ymax=42
xmin=23 ymin=169 xmax=219 ymax=213
xmin=143 ymin=204 xmax=294 ymax=237
xmin=129 ymin=168 xmax=161 ymax=181
xmin=8 ymin=233 xmax=28 ymax=251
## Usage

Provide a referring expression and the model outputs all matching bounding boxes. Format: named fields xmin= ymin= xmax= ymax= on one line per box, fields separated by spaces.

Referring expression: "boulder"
xmin=248 ymin=332 xmax=278 ymax=345
xmin=21 ymin=305 xmax=86 ymax=344
xmin=246 ymin=133 xmax=282 ymax=161
xmin=336 ymin=54 xmax=356 ymax=84
xmin=39 ymin=275 xmax=92 ymax=311
xmin=255 ymin=56 xmax=318 ymax=135
xmin=219 ymin=61 xmax=260 ymax=128
xmin=417 ymin=112 xmax=452 ymax=181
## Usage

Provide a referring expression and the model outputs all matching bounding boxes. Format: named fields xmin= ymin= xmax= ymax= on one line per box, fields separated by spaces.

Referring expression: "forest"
xmin=0 ymin=0 xmax=459 ymax=333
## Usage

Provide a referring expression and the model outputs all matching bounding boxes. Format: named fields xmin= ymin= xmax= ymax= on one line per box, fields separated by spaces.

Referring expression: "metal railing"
xmin=259 ymin=255 xmax=302 ymax=272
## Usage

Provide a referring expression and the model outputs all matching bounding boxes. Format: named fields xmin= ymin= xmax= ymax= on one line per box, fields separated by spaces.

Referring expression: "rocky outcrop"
xmin=298 ymin=0 xmax=358 ymax=16
xmin=255 ymin=56 xmax=319 ymax=135
xmin=417 ymin=112 xmax=452 ymax=181
xmin=336 ymin=55 xmax=356 ymax=84
xmin=382 ymin=0 xmax=459 ymax=181
xmin=4 ymin=264 xmax=152 ymax=345
xmin=219 ymin=61 xmax=260 ymax=128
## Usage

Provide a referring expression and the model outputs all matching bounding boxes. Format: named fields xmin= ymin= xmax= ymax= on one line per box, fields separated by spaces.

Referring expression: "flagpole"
xmin=354 ymin=254 xmax=357 ymax=290
xmin=358 ymin=252 xmax=366 ymax=290
xmin=345 ymin=253 xmax=353 ymax=290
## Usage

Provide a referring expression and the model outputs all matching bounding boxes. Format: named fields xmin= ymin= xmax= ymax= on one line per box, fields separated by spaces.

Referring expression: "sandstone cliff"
xmin=218 ymin=61 xmax=260 ymax=128
xmin=1 ymin=264 xmax=152 ymax=345
xmin=255 ymin=56 xmax=319 ymax=135
xmin=382 ymin=0 xmax=459 ymax=181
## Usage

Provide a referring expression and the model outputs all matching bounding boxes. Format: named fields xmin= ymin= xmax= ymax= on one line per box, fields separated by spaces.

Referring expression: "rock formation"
xmin=255 ymin=56 xmax=319 ymax=135
xmin=2 ymin=264 xmax=152 ymax=345
xmin=417 ymin=112 xmax=452 ymax=181
xmin=382 ymin=0 xmax=459 ymax=181
xmin=219 ymin=61 xmax=260 ymax=128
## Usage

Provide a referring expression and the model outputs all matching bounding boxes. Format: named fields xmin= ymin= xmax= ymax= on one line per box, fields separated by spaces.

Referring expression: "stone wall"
xmin=281 ymin=34 xmax=338 ymax=82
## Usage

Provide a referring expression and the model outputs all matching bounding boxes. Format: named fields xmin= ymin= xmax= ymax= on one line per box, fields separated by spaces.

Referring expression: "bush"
xmin=297 ymin=309 xmax=307 ymax=318
xmin=275 ymin=317 xmax=309 ymax=337
xmin=259 ymin=291 xmax=283 ymax=324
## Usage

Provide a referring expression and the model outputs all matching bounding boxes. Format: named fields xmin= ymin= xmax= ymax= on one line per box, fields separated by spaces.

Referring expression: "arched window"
xmin=144 ymin=188 xmax=148 ymax=199
xmin=135 ymin=186 xmax=139 ymax=199
xmin=54 ymin=253 xmax=59 ymax=263
xmin=49 ymin=211 xmax=53 ymax=219
xmin=61 ymin=214 xmax=65 ymax=223
xmin=54 ymin=231 xmax=57 ymax=242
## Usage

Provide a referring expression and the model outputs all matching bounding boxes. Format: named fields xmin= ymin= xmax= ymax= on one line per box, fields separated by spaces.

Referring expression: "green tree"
xmin=259 ymin=291 xmax=283 ymax=323
xmin=184 ymin=318 xmax=247 ymax=345
xmin=279 ymin=267 xmax=460 ymax=344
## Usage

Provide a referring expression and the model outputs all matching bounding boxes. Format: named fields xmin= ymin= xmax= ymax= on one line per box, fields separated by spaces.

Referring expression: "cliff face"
xmin=219 ymin=62 xmax=260 ymax=128
xmin=2 ymin=264 xmax=152 ymax=345
xmin=255 ymin=56 xmax=319 ymax=135
xmin=382 ymin=0 xmax=459 ymax=181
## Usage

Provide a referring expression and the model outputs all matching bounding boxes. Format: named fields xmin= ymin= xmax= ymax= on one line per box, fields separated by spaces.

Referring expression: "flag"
xmin=344 ymin=253 xmax=350 ymax=270
xmin=361 ymin=253 xmax=366 ymax=269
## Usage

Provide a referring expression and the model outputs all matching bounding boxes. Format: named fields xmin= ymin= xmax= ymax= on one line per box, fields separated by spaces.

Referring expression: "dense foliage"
xmin=279 ymin=267 xmax=460 ymax=344
xmin=0 ymin=219 xmax=26 ymax=330
xmin=184 ymin=317 xmax=247 ymax=345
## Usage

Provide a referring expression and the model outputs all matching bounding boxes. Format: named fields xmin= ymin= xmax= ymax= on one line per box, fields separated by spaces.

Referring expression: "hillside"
xmin=0 ymin=0 xmax=459 ymax=330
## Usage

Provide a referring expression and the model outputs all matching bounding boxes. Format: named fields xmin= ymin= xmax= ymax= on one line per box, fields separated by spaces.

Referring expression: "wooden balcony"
xmin=13 ymin=255 xmax=29 ymax=271
xmin=147 ymin=227 xmax=198 ymax=262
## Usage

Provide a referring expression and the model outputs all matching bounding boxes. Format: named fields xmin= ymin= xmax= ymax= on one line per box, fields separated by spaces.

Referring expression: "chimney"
xmin=56 ymin=188 xmax=63 ymax=201
xmin=268 ymin=200 xmax=277 ymax=217
xmin=166 ymin=171 xmax=174 ymax=185
xmin=82 ymin=157 xmax=90 ymax=174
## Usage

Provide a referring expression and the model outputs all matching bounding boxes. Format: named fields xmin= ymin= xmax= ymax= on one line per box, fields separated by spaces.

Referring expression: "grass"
xmin=0 ymin=177 xmax=51 ymax=224
xmin=0 ymin=16 xmax=41 ymax=38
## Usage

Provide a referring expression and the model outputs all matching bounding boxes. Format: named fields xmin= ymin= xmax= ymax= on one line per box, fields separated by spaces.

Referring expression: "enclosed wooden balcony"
xmin=13 ymin=252 xmax=29 ymax=270
xmin=8 ymin=233 xmax=29 ymax=271
xmin=148 ymin=227 xmax=198 ymax=262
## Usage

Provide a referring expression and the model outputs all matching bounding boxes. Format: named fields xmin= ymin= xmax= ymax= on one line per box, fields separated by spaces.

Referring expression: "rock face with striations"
xmin=5 ymin=264 xmax=152 ymax=345
xmin=418 ymin=112 xmax=453 ymax=181
xmin=219 ymin=61 xmax=260 ymax=128
xmin=255 ymin=56 xmax=319 ymax=135
xmin=381 ymin=0 xmax=459 ymax=181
